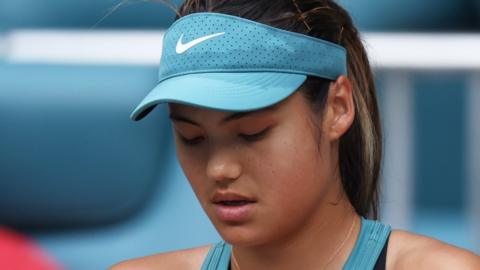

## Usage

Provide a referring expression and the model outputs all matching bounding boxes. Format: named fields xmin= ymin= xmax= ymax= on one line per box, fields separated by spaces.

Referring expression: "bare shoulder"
xmin=388 ymin=230 xmax=480 ymax=270
xmin=108 ymin=244 xmax=213 ymax=270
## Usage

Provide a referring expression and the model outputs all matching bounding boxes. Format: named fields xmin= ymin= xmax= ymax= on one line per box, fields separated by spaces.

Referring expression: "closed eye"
xmin=239 ymin=127 xmax=271 ymax=142
xmin=179 ymin=136 xmax=204 ymax=146
xmin=177 ymin=127 xmax=271 ymax=146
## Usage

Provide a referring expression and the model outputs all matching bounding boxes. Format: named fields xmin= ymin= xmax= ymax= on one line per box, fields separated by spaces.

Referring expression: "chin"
xmin=213 ymin=220 xmax=272 ymax=247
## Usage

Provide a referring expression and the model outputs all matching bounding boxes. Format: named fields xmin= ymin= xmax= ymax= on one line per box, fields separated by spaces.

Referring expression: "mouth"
xmin=213 ymin=201 xmax=256 ymax=223
xmin=211 ymin=191 xmax=257 ymax=204
xmin=211 ymin=192 xmax=257 ymax=222
xmin=215 ymin=200 xmax=255 ymax=206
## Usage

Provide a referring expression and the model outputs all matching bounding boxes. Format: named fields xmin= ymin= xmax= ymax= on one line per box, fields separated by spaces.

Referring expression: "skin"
xmin=110 ymin=76 xmax=480 ymax=270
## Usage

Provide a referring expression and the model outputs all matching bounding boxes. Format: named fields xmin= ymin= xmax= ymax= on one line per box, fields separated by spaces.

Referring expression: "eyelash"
xmin=179 ymin=127 xmax=271 ymax=146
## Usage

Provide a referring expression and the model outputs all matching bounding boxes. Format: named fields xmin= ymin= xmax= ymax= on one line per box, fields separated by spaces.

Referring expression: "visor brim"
xmin=130 ymin=72 xmax=307 ymax=121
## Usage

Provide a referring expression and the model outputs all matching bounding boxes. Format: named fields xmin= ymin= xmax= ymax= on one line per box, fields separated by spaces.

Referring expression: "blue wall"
xmin=0 ymin=0 xmax=478 ymax=31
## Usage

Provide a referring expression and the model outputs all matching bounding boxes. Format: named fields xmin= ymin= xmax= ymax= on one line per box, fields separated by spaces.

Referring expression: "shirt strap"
xmin=200 ymin=241 xmax=231 ymax=270
xmin=343 ymin=217 xmax=392 ymax=269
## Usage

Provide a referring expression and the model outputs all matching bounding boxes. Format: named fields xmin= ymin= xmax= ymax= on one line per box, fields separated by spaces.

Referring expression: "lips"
xmin=211 ymin=192 xmax=257 ymax=222
xmin=211 ymin=192 xmax=257 ymax=204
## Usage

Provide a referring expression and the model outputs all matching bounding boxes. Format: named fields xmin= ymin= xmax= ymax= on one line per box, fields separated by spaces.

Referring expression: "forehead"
xmin=168 ymin=102 xmax=281 ymax=127
xmin=167 ymin=91 xmax=311 ymax=128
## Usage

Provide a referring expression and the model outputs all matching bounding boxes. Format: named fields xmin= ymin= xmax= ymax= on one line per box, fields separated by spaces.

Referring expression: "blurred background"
xmin=0 ymin=0 xmax=479 ymax=269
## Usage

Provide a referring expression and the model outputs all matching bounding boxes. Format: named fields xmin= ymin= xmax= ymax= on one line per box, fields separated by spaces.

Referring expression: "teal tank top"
xmin=200 ymin=217 xmax=391 ymax=270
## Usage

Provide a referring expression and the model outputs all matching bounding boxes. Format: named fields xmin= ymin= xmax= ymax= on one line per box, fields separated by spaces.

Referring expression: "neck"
xmin=231 ymin=191 xmax=361 ymax=270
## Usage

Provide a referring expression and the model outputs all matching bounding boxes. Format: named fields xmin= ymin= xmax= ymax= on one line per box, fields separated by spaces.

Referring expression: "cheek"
xmin=175 ymin=144 xmax=208 ymax=199
xmin=251 ymin=122 xmax=331 ymax=215
xmin=282 ymin=144 xmax=325 ymax=191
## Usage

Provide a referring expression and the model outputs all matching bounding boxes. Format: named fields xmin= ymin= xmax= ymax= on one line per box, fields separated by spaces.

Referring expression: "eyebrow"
xmin=168 ymin=104 xmax=279 ymax=126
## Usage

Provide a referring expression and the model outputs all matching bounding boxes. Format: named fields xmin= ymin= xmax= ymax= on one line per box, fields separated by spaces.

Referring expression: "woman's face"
xmin=168 ymin=89 xmax=344 ymax=247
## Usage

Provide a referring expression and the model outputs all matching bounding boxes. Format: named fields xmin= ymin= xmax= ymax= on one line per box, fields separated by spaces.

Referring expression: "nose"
xmin=206 ymin=147 xmax=242 ymax=183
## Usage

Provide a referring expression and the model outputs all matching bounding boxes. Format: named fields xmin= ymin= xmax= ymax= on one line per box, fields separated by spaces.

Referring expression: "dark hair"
xmin=155 ymin=0 xmax=382 ymax=219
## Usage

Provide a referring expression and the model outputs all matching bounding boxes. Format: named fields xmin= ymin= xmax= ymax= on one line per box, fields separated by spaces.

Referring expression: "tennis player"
xmin=111 ymin=0 xmax=480 ymax=269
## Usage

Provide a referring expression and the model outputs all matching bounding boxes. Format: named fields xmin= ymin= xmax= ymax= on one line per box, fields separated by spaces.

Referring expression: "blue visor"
xmin=130 ymin=12 xmax=347 ymax=121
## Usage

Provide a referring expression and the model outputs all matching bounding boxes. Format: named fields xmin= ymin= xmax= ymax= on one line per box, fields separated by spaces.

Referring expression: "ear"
xmin=323 ymin=75 xmax=355 ymax=141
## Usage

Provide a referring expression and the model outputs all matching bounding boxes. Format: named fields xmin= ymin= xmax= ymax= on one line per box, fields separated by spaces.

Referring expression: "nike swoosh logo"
xmin=176 ymin=32 xmax=225 ymax=54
